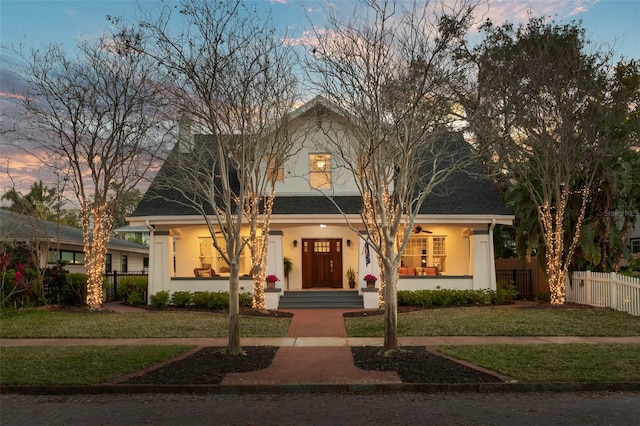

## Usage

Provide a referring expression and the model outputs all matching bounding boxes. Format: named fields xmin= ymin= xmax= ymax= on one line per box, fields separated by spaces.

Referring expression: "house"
xmin=0 ymin=209 xmax=149 ymax=275
xmin=128 ymin=97 xmax=514 ymax=308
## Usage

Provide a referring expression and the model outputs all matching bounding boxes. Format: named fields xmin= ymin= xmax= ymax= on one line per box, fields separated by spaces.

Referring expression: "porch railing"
xmin=568 ymin=271 xmax=640 ymax=316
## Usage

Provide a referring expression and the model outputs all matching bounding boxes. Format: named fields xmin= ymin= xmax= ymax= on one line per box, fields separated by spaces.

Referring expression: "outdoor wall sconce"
xmin=293 ymin=240 xmax=298 ymax=248
xmin=346 ymin=239 xmax=351 ymax=247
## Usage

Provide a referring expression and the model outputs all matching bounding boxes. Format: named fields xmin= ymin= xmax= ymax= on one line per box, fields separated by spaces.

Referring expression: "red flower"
xmin=266 ymin=275 xmax=279 ymax=282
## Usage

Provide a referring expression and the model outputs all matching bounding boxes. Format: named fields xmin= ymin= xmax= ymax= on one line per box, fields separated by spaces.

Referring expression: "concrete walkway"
xmin=2 ymin=302 xmax=639 ymax=387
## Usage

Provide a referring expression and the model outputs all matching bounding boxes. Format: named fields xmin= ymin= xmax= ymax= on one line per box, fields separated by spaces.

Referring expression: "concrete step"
xmin=278 ymin=290 xmax=363 ymax=309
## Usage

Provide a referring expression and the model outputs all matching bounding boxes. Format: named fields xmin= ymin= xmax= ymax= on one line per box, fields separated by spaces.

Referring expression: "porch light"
xmin=293 ymin=239 xmax=298 ymax=248
xmin=346 ymin=239 xmax=351 ymax=247
xmin=319 ymin=224 xmax=327 ymax=228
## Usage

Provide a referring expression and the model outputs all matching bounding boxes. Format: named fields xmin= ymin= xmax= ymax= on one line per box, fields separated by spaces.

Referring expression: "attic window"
xmin=266 ymin=154 xmax=284 ymax=182
xmin=310 ymin=153 xmax=331 ymax=189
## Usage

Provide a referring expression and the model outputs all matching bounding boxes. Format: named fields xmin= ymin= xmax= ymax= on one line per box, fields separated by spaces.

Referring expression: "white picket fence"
xmin=568 ymin=271 xmax=640 ymax=316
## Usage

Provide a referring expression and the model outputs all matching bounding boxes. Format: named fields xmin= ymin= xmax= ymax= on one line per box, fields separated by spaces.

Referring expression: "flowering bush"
xmin=363 ymin=274 xmax=377 ymax=282
xmin=266 ymin=274 xmax=279 ymax=282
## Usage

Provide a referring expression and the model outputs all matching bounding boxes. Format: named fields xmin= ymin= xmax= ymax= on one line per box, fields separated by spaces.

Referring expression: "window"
xmin=400 ymin=236 xmax=447 ymax=272
xmin=432 ymin=236 xmax=446 ymax=272
xmin=121 ymin=255 xmax=128 ymax=273
xmin=310 ymin=153 xmax=331 ymax=189
xmin=632 ymin=239 xmax=640 ymax=254
xmin=143 ymin=257 xmax=149 ymax=269
xmin=48 ymin=249 xmax=86 ymax=265
xmin=402 ymin=237 xmax=429 ymax=268
xmin=266 ymin=154 xmax=284 ymax=182
xmin=105 ymin=254 xmax=112 ymax=272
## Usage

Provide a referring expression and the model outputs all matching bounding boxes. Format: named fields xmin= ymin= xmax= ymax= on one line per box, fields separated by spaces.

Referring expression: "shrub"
xmin=65 ymin=273 xmax=89 ymax=306
xmin=239 ymin=292 xmax=252 ymax=307
xmin=191 ymin=291 xmax=217 ymax=309
xmin=150 ymin=291 xmax=170 ymax=308
xmin=171 ymin=291 xmax=192 ymax=307
xmin=398 ymin=288 xmax=497 ymax=308
xmin=495 ymin=279 xmax=518 ymax=304
xmin=117 ymin=276 xmax=148 ymax=305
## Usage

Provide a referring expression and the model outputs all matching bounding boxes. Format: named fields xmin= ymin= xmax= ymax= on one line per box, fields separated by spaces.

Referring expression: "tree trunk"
xmin=382 ymin=267 xmax=399 ymax=352
xmin=227 ymin=261 xmax=242 ymax=355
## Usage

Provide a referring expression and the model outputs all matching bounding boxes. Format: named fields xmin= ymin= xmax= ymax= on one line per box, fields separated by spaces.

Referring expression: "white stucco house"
xmin=128 ymin=97 xmax=513 ymax=309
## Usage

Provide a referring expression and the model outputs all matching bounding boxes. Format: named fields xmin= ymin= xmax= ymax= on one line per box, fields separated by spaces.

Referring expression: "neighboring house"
xmin=113 ymin=225 xmax=151 ymax=247
xmin=128 ymin=97 xmax=514 ymax=308
xmin=0 ymin=210 xmax=149 ymax=274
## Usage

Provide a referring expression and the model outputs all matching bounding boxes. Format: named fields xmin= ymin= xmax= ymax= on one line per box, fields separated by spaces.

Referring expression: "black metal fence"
xmin=104 ymin=271 xmax=147 ymax=302
xmin=496 ymin=269 xmax=533 ymax=300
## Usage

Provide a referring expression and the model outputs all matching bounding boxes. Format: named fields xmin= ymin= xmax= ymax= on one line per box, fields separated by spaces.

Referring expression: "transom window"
xmin=310 ymin=153 xmax=331 ymax=189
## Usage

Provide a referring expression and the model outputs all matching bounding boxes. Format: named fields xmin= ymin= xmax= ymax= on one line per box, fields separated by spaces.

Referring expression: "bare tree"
xmin=459 ymin=18 xmax=614 ymax=304
xmin=18 ymin=36 xmax=171 ymax=309
xmin=305 ymin=0 xmax=476 ymax=352
xmin=134 ymin=0 xmax=299 ymax=354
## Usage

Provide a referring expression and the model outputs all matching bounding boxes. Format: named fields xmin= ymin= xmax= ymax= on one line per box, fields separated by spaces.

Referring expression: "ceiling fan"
xmin=413 ymin=225 xmax=432 ymax=234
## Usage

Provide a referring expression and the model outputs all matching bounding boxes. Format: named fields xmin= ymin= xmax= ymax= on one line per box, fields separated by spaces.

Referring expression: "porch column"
xmin=470 ymin=228 xmax=496 ymax=290
xmin=358 ymin=231 xmax=379 ymax=292
xmin=266 ymin=230 xmax=284 ymax=290
xmin=148 ymin=230 xmax=172 ymax=300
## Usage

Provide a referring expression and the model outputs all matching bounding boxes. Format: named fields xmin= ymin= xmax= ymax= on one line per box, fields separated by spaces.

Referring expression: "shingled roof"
xmin=0 ymin=210 xmax=148 ymax=253
xmin=133 ymin=142 xmax=509 ymax=218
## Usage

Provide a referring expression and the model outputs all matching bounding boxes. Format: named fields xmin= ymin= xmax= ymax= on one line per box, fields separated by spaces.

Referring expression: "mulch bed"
xmin=123 ymin=345 xmax=502 ymax=385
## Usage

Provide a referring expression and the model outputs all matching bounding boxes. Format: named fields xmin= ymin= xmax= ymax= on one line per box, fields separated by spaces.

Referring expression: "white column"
xmin=266 ymin=231 xmax=284 ymax=288
xmin=357 ymin=231 xmax=379 ymax=292
xmin=148 ymin=230 xmax=172 ymax=300
xmin=471 ymin=229 xmax=495 ymax=290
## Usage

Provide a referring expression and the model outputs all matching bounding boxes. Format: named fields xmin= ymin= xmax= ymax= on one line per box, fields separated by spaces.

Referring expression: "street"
xmin=2 ymin=391 xmax=639 ymax=425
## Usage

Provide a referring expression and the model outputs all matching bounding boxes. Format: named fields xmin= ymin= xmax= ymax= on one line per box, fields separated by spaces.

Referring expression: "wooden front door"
xmin=302 ymin=239 xmax=343 ymax=288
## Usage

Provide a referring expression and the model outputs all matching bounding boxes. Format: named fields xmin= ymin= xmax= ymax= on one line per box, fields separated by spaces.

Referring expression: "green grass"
xmin=345 ymin=306 xmax=640 ymax=337
xmin=439 ymin=344 xmax=640 ymax=382
xmin=0 ymin=345 xmax=193 ymax=385
xmin=0 ymin=310 xmax=291 ymax=338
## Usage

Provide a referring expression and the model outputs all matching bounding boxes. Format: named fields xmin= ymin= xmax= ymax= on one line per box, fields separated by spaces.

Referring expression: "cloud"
xmin=65 ymin=9 xmax=78 ymax=18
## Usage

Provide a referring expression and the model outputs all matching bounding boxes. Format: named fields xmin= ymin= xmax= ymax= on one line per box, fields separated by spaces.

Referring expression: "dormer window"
xmin=310 ymin=153 xmax=331 ymax=189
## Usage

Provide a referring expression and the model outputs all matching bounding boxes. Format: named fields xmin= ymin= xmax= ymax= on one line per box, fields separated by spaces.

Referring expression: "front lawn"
xmin=0 ymin=345 xmax=193 ymax=385
xmin=439 ymin=344 xmax=640 ymax=382
xmin=345 ymin=305 xmax=640 ymax=337
xmin=0 ymin=310 xmax=291 ymax=338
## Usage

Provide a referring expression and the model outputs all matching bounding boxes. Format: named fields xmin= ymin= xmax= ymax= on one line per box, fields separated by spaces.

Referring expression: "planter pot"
xmin=366 ymin=280 xmax=376 ymax=289
xmin=266 ymin=281 xmax=276 ymax=289
xmin=349 ymin=281 xmax=356 ymax=289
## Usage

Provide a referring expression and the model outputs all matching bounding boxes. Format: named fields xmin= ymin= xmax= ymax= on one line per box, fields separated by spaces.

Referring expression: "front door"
xmin=302 ymin=239 xmax=343 ymax=288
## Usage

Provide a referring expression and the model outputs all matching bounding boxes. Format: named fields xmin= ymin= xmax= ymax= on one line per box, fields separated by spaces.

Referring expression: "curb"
xmin=3 ymin=382 xmax=640 ymax=395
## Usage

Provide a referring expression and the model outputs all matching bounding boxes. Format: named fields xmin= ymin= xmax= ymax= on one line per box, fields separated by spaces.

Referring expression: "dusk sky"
xmin=1 ymin=0 xmax=639 ymax=197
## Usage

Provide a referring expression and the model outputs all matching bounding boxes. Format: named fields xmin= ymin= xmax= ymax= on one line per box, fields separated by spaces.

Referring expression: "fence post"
xmin=610 ymin=272 xmax=618 ymax=310
xmin=113 ymin=270 xmax=119 ymax=302
xmin=585 ymin=270 xmax=592 ymax=305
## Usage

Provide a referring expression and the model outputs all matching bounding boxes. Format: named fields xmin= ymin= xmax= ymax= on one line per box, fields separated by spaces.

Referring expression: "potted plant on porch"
xmin=346 ymin=267 xmax=356 ymax=288
xmin=265 ymin=274 xmax=279 ymax=289
xmin=363 ymin=274 xmax=377 ymax=288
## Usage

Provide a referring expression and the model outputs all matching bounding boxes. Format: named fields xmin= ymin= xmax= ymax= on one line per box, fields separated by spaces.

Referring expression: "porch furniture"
xmin=194 ymin=267 xmax=219 ymax=277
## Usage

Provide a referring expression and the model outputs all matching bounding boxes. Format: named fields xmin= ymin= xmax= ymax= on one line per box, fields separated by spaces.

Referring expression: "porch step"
xmin=278 ymin=290 xmax=364 ymax=309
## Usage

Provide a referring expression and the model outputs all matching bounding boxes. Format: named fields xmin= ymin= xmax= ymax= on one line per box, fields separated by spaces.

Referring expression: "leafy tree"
xmin=460 ymin=17 xmax=618 ymax=304
xmin=1 ymin=180 xmax=80 ymax=227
